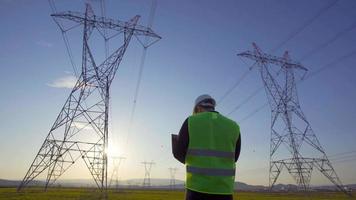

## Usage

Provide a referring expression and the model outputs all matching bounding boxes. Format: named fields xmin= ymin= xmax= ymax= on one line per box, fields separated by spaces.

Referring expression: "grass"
xmin=0 ymin=188 xmax=355 ymax=200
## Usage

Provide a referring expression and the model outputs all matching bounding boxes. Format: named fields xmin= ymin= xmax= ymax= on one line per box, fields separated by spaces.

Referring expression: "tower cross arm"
xmin=237 ymin=51 xmax=308 ymax=71
xmin=51 ymin=11 xmax=161 ymax=39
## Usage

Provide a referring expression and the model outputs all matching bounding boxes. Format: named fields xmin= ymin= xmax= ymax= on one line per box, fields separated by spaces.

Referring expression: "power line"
xmin=126 ymin=48 xmax=147 ymax=143
xmin=238 ymin=102 xmax=268 ymax=123
xmin=221 ymin=0 xmax=341 ymax=112
xmin=100 ymin=0 xmax=109 ymax=59
xmin=331 ymin=154 xmax=356 ymax=161
xmin=147 ymin=0 xmax=158 ymax=28
xmin=332 ymin=153 xmax=356 ymax=164
xmin=300 ymin=20 xmax=356 ymax=61
xmin=217 ymin=69 xmax=251 ymax=105
xmin=125 ymin=0 xmax=158 ymax=147
xmin=48 ymin=0 xmax=57 ymax=13
xmin=62 ymin=34 xmax=79 ymax=77
xmin=231 ymin=46 xmax=356 ymax=123
xmin=226 ymin=86 xmax=264 ymax=116
xmin=329 ymin=150 xmax=356 ymax=161
xmin=303 ymin=48 xmax=356 ymax=80
xmin=328 ymin=150 xmax=356 ymax=158
xmin=333 ymin=158 xmax=356 ymax=164
xmin=217 ymin=55 xmax=258 ymax=107
xmin=270 ymin=0 xmax=340 ymax=53
xmin=219 ymin=0 xmax=341 ymax=112
xmin=48 ymin=0 xmax=79 ymax=77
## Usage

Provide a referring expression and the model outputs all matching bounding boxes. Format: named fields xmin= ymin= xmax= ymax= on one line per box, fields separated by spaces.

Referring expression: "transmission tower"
xmin=142 ymin=161 xmax=155 ymax=187
xmin=237 ymin=43 xmax=350 ymax=196
xmin=17 ymin=3 xmax=161 ymax=192
xmin=168 ymin=167 xmax=178 ymax=189
xmin=109 ymin=156 xmax=126 ymax=190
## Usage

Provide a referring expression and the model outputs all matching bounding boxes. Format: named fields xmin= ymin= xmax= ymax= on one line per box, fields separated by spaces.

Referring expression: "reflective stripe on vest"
xmin=187 ymin=166 xmax=235 ymax=176
xmin=187 ymin=149 xmax=235 ymax=159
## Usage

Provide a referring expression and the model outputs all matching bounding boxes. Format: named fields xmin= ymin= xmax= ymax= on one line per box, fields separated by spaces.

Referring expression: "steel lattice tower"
xmin=17 ymin=4 xmax=160 ymax=192
xmin=109 ymin=156 xmax=126 ymax=190
xmin=237 ymin=43 xmax=350 ymax=195
xmin=142 ymin=161 xmax=155 ymax=187
xmin=168 ymin=167 xmax=178 ymax=189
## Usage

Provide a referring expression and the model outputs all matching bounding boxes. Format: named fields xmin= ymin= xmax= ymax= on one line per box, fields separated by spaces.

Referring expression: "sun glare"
xmin=106 ymin=145 xmax=122 ymax=157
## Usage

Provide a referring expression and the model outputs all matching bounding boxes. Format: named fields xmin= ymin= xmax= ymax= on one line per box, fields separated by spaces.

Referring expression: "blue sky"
xmin=0 ymin=0 xmax=356 ymax=186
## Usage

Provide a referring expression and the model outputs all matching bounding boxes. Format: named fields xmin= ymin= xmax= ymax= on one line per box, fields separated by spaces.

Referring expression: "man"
xmin=172 ymin=94 xmax=241 ymax=200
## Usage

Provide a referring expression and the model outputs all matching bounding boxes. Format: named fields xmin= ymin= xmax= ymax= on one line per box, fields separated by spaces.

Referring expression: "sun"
xmin=106 ymin=145 xmax=121 ymax=157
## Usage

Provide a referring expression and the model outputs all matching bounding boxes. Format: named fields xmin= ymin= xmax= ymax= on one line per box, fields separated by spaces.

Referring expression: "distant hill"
xmin=1 ymin=178 xmax=354 ymax=191
xmin=313 ymin=184 xmax=356 ymax=191
xmin=235 ymin=181 xmax=267 ymax=191
xmin=0 ymin=179 xmax=44 ymax=187
xmin=0 ymin=179 xmax=19 ymax=187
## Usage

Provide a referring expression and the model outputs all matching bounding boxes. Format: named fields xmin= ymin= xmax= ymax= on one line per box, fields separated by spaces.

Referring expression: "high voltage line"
xmin=227 ymin=17 xmax=356 ymax=121
xmin=218 ymin=0 xmax=342 ymax=114
xmin=329 ymin=151 xmax=356 ymax=164
xmin=238 ymin=102 xmax=268 ymax=123
xmin=328 ymin=150 xmax=356 ymax=164
xmin=331 ymin=154 xmax=356 ymax=161
xmin=300 ymin=19 xmax=356 ymax=61
xmin=304 ymin=48 xmax=356 ymax=80
xmin=217 ymin=57 xmax=255 ymax=105
xmin=48 ymin=0 xmax=79 ymax=77
xmin=270 ymin=0 xmax=341 ymax=53
xmin=233 ymin=48 xmax=356 ymax=123
xmin=125 ymin=0 xmax=158 ymax=148
xmin=100 ymin=0 xmax=109 ymax=59
xmin=329 ymin=150 xmax=356 ymax=158
xmin=217 ymin=68 xmax=251 ymax=105
xmin=226 ymin=86 xmax=264 ymax=116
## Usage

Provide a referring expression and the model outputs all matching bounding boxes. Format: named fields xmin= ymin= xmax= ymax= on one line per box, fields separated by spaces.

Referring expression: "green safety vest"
xmin=185 ymin=111 xmax=240 ymax=195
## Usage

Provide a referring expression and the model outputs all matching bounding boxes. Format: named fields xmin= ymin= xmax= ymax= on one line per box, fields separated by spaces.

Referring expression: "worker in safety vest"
xmin=172 ymin=94 xmax=241 ymax=200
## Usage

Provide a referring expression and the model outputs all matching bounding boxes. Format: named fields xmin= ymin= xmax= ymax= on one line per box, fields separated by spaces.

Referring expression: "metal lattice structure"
xmin=237 ymin=43 xmax=350 ymax=196
xmin=142 ymin=161 xmax=155 ymax=187
xmin=168 ymin=167 xmax=178 ymax=189
xmin=109 ymin=156 xmax=126 ymax=190
xmin=17 ymin=3 xmax=160 ymax=192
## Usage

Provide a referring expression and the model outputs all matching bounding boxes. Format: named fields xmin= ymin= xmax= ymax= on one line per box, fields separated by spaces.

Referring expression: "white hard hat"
xmin=195 ymin=94 xmax=216 ymax=108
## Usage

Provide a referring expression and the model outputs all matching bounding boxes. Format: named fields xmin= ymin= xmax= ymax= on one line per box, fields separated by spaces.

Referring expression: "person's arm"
xmin=235 ymin=134 xmax=241 ymax=162
xmin=172 ymin=118 xmax=189 ymax=164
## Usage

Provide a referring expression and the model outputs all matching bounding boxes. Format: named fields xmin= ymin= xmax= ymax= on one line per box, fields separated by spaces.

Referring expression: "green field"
xmin=0 ymin=188 xmax=354 ymax=200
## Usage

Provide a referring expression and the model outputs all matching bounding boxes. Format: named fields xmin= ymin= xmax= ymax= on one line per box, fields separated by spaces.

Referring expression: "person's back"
xmin=172 ymin=94 xmax=241 ymax=200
